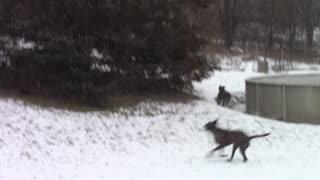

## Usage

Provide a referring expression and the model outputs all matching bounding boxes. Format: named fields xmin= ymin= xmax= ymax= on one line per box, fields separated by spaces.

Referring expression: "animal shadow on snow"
xmin=205 ymin=156 xmax=247 ymax=164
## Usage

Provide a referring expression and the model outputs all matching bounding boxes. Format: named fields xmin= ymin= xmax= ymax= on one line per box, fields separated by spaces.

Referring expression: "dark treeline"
xmin=0 ymin=0 xmax=212 ymax=107
xmin=0 ymin=0 xmax=319 ymax=107
xmin=192 ymin=0 xmax=320 ymax=56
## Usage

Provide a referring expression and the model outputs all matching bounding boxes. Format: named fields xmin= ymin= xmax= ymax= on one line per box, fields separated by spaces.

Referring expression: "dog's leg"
xmin=240 ymin=147 xmax=248 ymax=162
xmin=206 ymin=144 xmax=228 ymax=158
xmin=227 ymin=144 xmax=239 ymax=162
xmin=217 ymin=97 xmax=221 ymax=105
xmin=240 ymin=142 xmax=249 ymax=162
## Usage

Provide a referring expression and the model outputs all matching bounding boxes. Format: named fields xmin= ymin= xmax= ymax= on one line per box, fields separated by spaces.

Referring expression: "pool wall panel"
xmin=246 ymin=74 xmax=320 ymax=124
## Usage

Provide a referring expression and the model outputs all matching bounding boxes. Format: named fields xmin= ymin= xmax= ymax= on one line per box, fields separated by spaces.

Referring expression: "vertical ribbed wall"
xmin=246 ymin=75 xmax=320 ymax=124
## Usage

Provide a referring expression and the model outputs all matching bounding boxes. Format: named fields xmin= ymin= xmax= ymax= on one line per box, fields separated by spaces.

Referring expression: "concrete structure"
xmin=246 ymin=73 xmax=320 ymax=124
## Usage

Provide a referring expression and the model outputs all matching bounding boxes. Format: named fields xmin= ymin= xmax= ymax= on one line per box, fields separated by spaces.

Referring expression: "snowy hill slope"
xmin=1 ymin=67 xmax=320 ymax=180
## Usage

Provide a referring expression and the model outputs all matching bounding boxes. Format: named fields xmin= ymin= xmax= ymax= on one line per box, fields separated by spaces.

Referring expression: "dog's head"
xmin=204 ymin=119 xmax=218 ymax=131
xmin=218 ymin=86 xmax=225 ymax=92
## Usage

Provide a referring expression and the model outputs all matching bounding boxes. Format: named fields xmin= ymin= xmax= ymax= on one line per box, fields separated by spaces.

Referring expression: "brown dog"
xmin=204 ymin=119 xmax=270 ymax=162
xmin=216 ymin=86 xmax=231 ymax=106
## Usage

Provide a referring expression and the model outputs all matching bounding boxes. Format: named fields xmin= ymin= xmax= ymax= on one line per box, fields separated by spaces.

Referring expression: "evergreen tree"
xmin=0 ymin=0 xmax=210 ymax=106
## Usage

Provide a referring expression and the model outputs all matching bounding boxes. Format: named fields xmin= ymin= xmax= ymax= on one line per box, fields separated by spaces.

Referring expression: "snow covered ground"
xmin=1 ymin=59 xmax=320 ymax=180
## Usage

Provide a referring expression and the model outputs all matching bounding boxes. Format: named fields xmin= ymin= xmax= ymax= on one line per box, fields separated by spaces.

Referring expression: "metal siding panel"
xmin=246 ymin=82 xmax=256 ymax=114
xmin=286 ymin=87 xmax=320 ymax=124
xmin=258 ymin=85 xmax=283 ymax=120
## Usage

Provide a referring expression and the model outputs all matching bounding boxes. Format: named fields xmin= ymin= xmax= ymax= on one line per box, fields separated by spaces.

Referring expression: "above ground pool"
xmin=246 ymin=73 xmax=320 ymax=124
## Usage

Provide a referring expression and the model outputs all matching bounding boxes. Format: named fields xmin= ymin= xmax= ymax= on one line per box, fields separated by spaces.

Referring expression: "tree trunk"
xmin=289 ymin=24 xmax=296 ymax=52
xmin=267 ymin=0 xmax=274 ymax=50
xmin=288 ymin=24 xmax=296 ymax=67
xmin=224 ymin=22 xmax=234 ymax=49
xmin=306 ymin=27 xmax=314 ymax=48
xmin=219 ymin=0 xmax=238 ymax=49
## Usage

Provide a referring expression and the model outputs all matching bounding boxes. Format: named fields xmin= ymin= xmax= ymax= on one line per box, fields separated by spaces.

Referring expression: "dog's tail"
xmin=248 ymin=133 xmax=270 ymax=141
